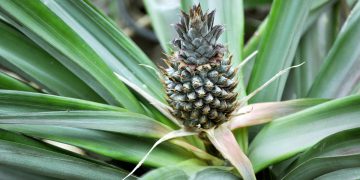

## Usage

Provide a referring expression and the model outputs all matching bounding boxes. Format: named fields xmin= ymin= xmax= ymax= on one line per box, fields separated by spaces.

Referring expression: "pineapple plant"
xmin=0 ymin=0 xmax=359 ymax=179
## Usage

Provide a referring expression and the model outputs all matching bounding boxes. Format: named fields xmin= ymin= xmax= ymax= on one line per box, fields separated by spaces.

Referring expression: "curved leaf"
xmin=0 ymin=71 xmax=36 ymax=92
xmin=62 ymin=0 xmax=165 ymax=101
xmin=282 ymin=128 xmax=360 ymax=179
xmin=315 ymin=168 xmax=360 ymax=180
xmin=0 ymin=165 xmax=53 ymax=180
xmin=230 ymin=98 xmax=327 ymax=129
xmin=142 ymin=167 xmax=188 ymax=180
xmin=0 ymin=20 xmax=103 ymax=102
xmin=0 ymin=91 xmax=215 ymax=165
xmin=308 ymin=1 xmax=360 ymax=98
xmin=0 ymin=0 xmax=144 ymax=112
xmin=0 ymin=139 xmax=132 ymax=179
xmin=0 ymin=111 xmax=171 ymax=138
xmin=190 ymin=168 xmax=239 ymax=180
xmin=285 ymin=7 xmax=336 ymax=99
xmin=0 ymin=125 xmax=195 ymax=167
xmin=0 ymin=90 xmax=125 ymax=113
xmin=207 ymin=125 xmax=256 ymax=180
xmin=143 ymin=0 xmax=179 ymax=53
xmin=141 ymin=159 xmax=207 ymax=180
xmin=0 ymin=129 xmax=55 ymax=151
xmin=249 ymin=95 xmax=360 ymax=172
xmin=244 ymin=0 xmax=336 ymax=90
xmin=247 ymin=0 xmax=312 ymax=103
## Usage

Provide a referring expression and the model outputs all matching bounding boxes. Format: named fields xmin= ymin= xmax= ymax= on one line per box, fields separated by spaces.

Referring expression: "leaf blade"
xmin=207 ymin=125 xmax=256 ymax=180
xmin=0 ymin=0 xmax=144 ymax=112
xmin=0 ymin=111 xmax=171 ymax=138
xmin=308 ymin=1 xmax=360 ymax=98
xmin=0 ymin=20 xmax=103 ymax=101
xmin=230 ymin=98 xmax=328 ymax=129
xmin=0 ymin=139 xmax=132 ymax=179
xmin=282 ymin=128 xmax=360 ymax=179
xmin=0 ymin=90 xmax=125 ymax=113
xmin=249 ymin=95 xmax=360 ymax=172
xmin=0 ymin=71 xmax=36 ymax=92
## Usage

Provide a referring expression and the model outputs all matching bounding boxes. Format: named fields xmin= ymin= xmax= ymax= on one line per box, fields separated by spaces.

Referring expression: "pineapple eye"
xmin=204 ymin=79 xmax=214 ymax=91
xmin=192 ymin=76 xmax=203 ymax=88
xmin=187 ymin=92 xmax=197 ymax=101
xmin=202 ymin=105 xmax=211 ymax=114
xmin=182 ymin=82 xmax=191 ymax=93
xmin=204 ymin=93 xmax=214 ymax=103
xmin=208 ymin=70 xmax=218 ymax=78
xmin=194 ymin=99 xmax=203 ymax=109
xmin=196 ymin=87 xmax=206 ymax=98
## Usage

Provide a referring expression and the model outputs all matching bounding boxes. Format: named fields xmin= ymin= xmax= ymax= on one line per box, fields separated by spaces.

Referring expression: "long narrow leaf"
xmin=141 ymin=159 xmax=208 ymax=179
xmin=0 ymin=90 xmax=125 ymax=113
xmin=63 ymin=0 xmax=165 ymax=101
xmin=247 ymin=0 xmax=312 ymax=103
xmin=0 ymin=129 xmax=54 ymax=151
xmin=249 ymin=95 xmax=360 ymax=172
xmin=287 ymin=8 xmax=336 ymax=99
xmin=207 ymin=125 xmax=256 ymax=180
xmin=0 ymin=139 xmax=132 ymax=179
xmin=0 ymin=111 xmax=171 ymax=138
xmin=315 ymin=168 xmax=360 ymax=180
xmin=230 ymin=98 xmax=327 ymax=129
xmin=282 ymin=128 xmax=360 ymax=179
xmin=308 ymin=1 xmax=360 ymax=98
xmin=0 ymin=0 xmax=144 ymax=112
xmin=190 ymin=168 xmax=239 ymax=180
xmin=0 ymin=125 xmax=195 ymax=167
xmin=0 ymin=20 xmax=103 ymax=101
xmin=244 ymin=0 xmax=336 ymax=89
xmin=143 ymin=0 xmax=179 ymax=53
xmin=0 ymin=71 xmax=36 ymax=92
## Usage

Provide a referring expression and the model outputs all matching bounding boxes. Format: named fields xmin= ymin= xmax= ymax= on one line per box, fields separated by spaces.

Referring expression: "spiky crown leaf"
xmin=173 ymin=4 xmax=225 ymax=65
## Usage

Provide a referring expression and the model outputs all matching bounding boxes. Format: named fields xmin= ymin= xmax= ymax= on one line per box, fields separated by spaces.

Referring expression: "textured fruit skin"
xmin=163 ymin=4 xmax=238 ymax=129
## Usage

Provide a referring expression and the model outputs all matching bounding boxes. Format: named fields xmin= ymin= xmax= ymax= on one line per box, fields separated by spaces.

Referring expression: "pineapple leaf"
xmin=0 ymin=72 xmax=36 ymax=92
xmin=308 ymin=1 xmax=360 ymax=98
xmin=206 ymin=125 xmax=256 ymax=180
xmin=189 ymin=168 xmax=239 ymax=180
xmin=230 ymin=98 xmax=328 ymax=129
xmin=247 ymin=0 xmax=312 ymax=103
xmin=315 ymin=168 xmax=360 ymax=180
xmin=243 ymin=0 xmax=337 ymax=87
xmin=0 ymin=20 xmax=103 ymax=102
xmin=0 ymin=139 xmax=132 ymax=179
xmin=249 ymin=95 xmax=360 ymax=172
xmin=0 ymin=0 xmax=144 ymax=113
xmin=283 ymin=7 xmax=337 ymax=99
xmin=0 ymin=111 xmax=172 ymax=138
xmin=281 ymin=128 xmax=360 ymax=179
xmin=0 ymin=90 xmax=125 ymax=113
xmin=0 ymin=125 xmax=196 ymax=167
xmin=143 ymin=0 xmax=179 ymax=53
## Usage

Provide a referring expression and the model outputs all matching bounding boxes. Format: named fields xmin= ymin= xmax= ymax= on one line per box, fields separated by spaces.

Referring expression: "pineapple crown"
xmin=173 ymin=4 xmax=225 ymax=65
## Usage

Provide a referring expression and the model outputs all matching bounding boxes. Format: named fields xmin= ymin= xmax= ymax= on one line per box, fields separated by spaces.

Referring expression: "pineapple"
xmin=163 ymin=4 xmax=238 ymax=129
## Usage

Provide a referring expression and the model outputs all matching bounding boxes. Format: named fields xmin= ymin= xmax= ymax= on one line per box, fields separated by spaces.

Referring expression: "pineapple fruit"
xmin=163 ymin=4 xmax=238 ymax=129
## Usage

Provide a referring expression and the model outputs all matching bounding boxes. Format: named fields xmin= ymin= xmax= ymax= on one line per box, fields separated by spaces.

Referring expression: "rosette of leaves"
xmin=0 ymin=0 xmax=359 ymax=179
